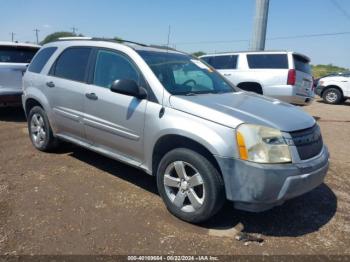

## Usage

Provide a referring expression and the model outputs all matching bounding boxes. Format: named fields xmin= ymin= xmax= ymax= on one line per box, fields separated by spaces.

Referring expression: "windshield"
xmin=137 ymin=51 xmax=235 ymax=95
xmin=0 ymin=46 xmax=38 ymax=63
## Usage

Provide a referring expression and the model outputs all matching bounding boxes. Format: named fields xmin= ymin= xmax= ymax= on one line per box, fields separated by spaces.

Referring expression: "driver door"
xmin=83 ymin=49 xmax=147 ymax=165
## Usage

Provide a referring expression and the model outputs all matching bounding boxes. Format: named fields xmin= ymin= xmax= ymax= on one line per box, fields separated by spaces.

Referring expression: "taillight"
xmin=287 ymin=69 xmax=296 ymax=85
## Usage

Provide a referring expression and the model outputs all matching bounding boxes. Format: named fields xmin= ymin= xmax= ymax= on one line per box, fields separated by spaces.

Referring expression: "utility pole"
xmin=33 ymin=29 xmax=40 ymax=44
xmin=71 ymin=26 xmax=78 ymax=34
xmin=251 ymin=0 xmax=270 ymax=51
xmin=10 ymin=32 xmax=15 ymax=42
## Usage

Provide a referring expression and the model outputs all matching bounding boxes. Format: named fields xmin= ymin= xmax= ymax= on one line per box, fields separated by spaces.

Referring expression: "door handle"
xmin=46 ymin=81 xmax=55 ymax=88
xmin=223 ymin=73 xmax=232 ymax=76
xmin=85 ymin=93 xmax=98 ymax=100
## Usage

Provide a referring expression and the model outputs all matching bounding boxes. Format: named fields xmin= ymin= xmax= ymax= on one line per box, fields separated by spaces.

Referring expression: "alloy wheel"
xmin=30 ymin=113 xmax=46 ymax=148
xmin=163 ymin=161 xmax=205 ymax=213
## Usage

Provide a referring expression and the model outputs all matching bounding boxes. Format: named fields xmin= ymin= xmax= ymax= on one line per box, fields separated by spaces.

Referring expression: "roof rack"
xmin=54 ymin=36 xmax=187 ymax=55
xmin=56 ymin=36 xmax=148 ymax=47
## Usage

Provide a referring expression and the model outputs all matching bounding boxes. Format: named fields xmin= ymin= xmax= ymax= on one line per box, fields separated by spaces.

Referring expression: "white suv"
xmin=0 ymin=42 xmax=40 ymax=106
xmin=200 ymin=51 xmax=314 ymax=105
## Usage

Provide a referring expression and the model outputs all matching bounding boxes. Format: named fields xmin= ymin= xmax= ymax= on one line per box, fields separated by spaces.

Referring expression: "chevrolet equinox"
xmin=22 ymin=38 xmax=329 ymax=223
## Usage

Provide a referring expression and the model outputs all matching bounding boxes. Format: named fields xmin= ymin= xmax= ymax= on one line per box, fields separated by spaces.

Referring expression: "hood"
xmin=169 ymin=92 xmax=315 ymax=132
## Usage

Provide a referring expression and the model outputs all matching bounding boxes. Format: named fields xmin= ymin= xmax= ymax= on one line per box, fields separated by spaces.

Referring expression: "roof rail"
xmin=58 ymin=37 xmax=93 ymax=41
xmin=56 ymin=36 xmax=148 ymax=47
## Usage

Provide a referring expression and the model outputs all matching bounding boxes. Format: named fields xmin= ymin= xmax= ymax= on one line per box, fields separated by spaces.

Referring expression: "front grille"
xmin=289 ymin=125 xmax=323 ymax=160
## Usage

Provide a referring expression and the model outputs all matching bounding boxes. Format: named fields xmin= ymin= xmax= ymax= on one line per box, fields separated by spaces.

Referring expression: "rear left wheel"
xmin=28 ymin=106 xmax=58 ymax=151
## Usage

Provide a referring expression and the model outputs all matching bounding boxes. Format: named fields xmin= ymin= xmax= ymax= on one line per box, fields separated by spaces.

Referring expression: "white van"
xmin=200 ymin=51 xmax=314 ymax=105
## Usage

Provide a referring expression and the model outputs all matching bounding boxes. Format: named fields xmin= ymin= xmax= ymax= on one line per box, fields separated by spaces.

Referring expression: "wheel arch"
xmin=236 ymin=82 xmax=264 ymax=94
xmin=25 ymin=98 xmax=44 ymax=117
xmin=152 ymin=134 xmax=223 ymax=178
xmin=321 ymin=85 xmax=344 ymax=97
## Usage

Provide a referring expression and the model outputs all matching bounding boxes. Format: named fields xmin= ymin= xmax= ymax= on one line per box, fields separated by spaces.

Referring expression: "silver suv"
xmin=23 ymin=38 xmax=329 ymax=223
xmin=200 ymin=51 xmax=314 ymax=105
xmin=0 ymin=42 xmax=40 ymax=106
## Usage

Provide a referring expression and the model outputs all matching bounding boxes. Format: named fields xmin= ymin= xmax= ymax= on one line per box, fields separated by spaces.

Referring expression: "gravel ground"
xmin=0 ymin=99 xmax=349 ymax=255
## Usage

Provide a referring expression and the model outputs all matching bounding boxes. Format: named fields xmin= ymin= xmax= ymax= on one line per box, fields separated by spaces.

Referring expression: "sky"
xmin=1 ymin=0 xmax=350 ymax=68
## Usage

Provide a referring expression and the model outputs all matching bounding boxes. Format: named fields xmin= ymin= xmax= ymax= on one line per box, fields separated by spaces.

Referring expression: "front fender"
xmin=142 ymin=103 xmax=238 ymax=173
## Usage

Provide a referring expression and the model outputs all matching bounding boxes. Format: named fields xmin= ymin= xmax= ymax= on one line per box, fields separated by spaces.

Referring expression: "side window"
xmin=51 ymin=47 xmax=91 ymax=82
xmin=93 ymin=50 xmax=139 ymax=88
xmin=207 ymin=55 xmax=237 ymax=69
xmin=28 ymin=47 xmax=57 ymax=73
xmin=247 ymin=54 xmax=288 ymax=69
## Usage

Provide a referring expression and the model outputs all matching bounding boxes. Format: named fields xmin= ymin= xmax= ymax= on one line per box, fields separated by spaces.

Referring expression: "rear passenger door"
xmin=83 ymin=48 xmax=147 ymax=165
xmin=203 ymin=55 xmax=238 ymax=84
xmin=46 ymin=47 xmax=92 ymax=142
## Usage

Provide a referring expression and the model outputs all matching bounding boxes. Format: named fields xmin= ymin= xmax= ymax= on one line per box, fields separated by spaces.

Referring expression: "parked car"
xmin=315 ymin=73 xmax=350 ymax=104
xmin=0 ymin=42 xmax=40 ymax=106
xmin=200 ymin=51 xmax=314 ymax=105
xmin=22 ymin=38 xmax=329 ymax=223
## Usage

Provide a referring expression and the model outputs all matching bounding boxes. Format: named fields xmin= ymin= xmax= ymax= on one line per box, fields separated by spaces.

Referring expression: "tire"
xmin=28 ymin=106 xmax=58 ymax=151
xmin=322 ymin=88 xmax=342 ymax=104
xmin=156 ymin=148 xmax=225 ymax=223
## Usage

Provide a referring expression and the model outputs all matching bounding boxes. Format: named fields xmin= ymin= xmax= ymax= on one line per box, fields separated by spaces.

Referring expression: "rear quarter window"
xmin=247 ymin=54 xmax=288 ymax=69
xmin=293 ymin=55 xmax=311 ymax=74
xmin=28 ymin=47 xmax=57 ymax=73
xmin=50 ymin=47 xmax=92 ymax=82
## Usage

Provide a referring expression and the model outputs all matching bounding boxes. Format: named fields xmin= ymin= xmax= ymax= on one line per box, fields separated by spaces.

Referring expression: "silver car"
xmin=0 ymin=42 xmax=40 ymax=106
xmin=22 ymin=38 xmax=329 ymax=223
xmin=200 ymin=51 xmax=314 ymax=105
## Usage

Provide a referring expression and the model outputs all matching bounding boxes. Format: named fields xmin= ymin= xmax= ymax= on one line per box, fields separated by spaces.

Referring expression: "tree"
xmin=40 ymin=31 xmax=82 ymax=45
xmin=311 ymin=64 xmax=349 ymax=78
xmin=113 ymin=36 xmax=123 ymax=43
xmin=191 ymin=51 xmax=206 ymax=57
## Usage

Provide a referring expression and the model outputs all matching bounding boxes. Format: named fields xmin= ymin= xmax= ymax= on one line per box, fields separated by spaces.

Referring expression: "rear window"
xmin=0 ymin=46 xmax=38 ymax=63
xmin=51 ymin=47 xmax=92 ymax=82
xmin=204 ymin=55 xmax=238 ymax=69
xmin=28 ymin=47 xmax=57 ymax=73
xmin=293 ymin=54 xmax=311 ymax=74
xmin=247 ymin=54 xmax=288 ymax=69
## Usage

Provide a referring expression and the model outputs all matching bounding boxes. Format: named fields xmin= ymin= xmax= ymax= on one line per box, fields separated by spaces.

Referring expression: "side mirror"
xmin=110 ymin=79 xmax=147 ymax=99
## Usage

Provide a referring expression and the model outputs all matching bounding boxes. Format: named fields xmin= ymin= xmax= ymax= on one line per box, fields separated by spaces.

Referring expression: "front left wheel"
xmin=28 ymin=106 xmax=58 ymax=151
xmin=156 ymin=148 xmax=225 ymax=224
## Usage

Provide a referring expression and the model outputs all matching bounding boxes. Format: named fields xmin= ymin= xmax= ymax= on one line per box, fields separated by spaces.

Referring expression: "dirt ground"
xmin=0 ymin=99 xmax=349 ymax=256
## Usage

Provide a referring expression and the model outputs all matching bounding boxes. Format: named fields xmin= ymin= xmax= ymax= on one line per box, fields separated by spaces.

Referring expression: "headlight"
xmin=236 ymin=124 xmax=291 ymax=163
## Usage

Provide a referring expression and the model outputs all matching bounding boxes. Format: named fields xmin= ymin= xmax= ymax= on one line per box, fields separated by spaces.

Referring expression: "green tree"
xmin=40 ymin=31 xmax=82 ymax=45
xmin=113 ymin=36 xmax=123 ymax=43
xmin=311 ymin=64 xmax=349 ymax=78
xmin=191 ymin=51 xmax=206 ymax=57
